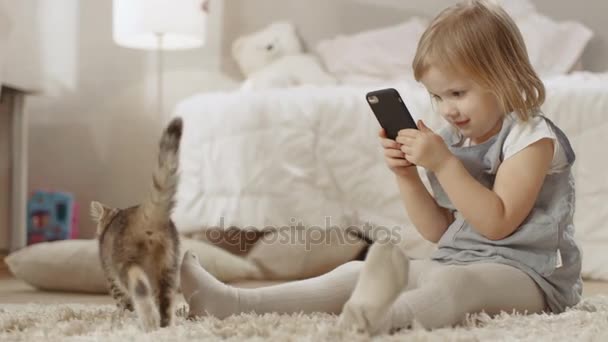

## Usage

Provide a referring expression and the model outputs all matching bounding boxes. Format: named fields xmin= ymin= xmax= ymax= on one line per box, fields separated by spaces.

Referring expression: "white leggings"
xmin=384 ymin=259 xmax=546 ymax=329
xmin=234 ymin=259 xmax=546 ymax=330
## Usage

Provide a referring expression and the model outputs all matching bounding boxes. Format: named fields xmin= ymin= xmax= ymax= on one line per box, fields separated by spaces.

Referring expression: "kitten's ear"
xmin=90 ymin=201 xmax=110 ymax=222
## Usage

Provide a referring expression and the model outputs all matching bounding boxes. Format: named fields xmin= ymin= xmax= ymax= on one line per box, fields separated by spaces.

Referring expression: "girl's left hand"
xmin=395 ymin=120 xmax=453 ymax=172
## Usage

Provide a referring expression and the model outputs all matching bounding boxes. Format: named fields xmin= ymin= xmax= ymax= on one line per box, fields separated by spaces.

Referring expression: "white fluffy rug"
xmin=2 ymin=296 xmax=608 ymax=341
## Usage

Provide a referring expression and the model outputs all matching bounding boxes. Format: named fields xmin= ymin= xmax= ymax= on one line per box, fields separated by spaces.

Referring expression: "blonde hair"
xmin=412 ymin=0 xmax=544 ymax=120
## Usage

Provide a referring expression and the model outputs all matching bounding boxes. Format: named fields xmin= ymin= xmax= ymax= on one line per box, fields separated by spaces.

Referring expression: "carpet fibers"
xmin=1 ymin=296 xmax=608 ymax=341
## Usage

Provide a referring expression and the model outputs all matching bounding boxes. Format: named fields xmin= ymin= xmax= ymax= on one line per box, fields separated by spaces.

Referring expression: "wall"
xmin=2 ymin=0 xmax=237 ymax=239
xmin=220 ymin=0 xmax=608 ymax=77
xmin=0 ymin=95 xmax=10 ymax=250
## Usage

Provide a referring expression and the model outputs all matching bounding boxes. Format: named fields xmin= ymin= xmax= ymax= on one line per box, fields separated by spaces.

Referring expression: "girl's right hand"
xmin=379 ymin=128 xmax=417 ymax=178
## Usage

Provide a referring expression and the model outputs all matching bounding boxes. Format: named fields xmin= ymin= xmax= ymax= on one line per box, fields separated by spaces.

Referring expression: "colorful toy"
xmin=27 ymin=190 xmax=79 ymax=245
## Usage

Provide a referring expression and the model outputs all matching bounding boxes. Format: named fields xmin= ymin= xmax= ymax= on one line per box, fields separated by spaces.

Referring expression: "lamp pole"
xmin=156 ymin=32 xmax=164 ymax=122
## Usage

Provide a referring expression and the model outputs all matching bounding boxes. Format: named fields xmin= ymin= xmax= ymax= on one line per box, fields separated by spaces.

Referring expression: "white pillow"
xmin=246 ymin=230 xmax=368 ymax=280
xmin=315 ymin=18 xmax=428 ymax=85
xmin=518 ymin=17 xmax=591 ymax=76
xmin=6 ymin=240 xmax=107 ymax=293
xmin=5 ymin=239 xmax=263 ymax=294
xmin=498 ymin=0 xmax=593 ymax=76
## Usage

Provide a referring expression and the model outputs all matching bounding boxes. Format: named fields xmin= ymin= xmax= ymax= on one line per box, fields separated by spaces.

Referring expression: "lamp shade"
xmin=112 ymin=0 xmax=206 ymax=50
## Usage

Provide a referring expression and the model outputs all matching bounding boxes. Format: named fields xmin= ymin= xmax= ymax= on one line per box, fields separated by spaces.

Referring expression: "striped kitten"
xmin=90 ymin=118 xmax=182 ymax=331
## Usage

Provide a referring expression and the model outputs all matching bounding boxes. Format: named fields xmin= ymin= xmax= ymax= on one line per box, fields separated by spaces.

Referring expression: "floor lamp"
xmin=112 ymin=0 xmax=207 ymax=122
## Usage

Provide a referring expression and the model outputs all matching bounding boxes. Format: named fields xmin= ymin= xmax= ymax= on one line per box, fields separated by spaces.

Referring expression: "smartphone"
xmin=366 ymin=88 xmax=417 ymax=140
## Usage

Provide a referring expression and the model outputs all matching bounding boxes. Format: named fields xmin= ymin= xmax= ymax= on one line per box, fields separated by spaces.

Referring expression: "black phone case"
xmin=366 ymin=88 xmax=417 ymax=140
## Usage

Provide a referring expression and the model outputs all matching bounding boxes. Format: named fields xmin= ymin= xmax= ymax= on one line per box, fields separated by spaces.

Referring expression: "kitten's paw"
xmin=117 ymin=298 xmax=134 ymax=312
xmin=110 ymin=308 xmax=128 ymax=329
xmin=160 ymin=313 xmax=175 ymax=328
xmin=139 ymin=310 xmax=160 ymax=332
xmin=175 ymin=304 xmax=189 ymax=318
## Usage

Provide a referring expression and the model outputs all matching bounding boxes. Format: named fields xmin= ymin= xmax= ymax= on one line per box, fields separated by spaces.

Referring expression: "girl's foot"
xmin=339 ymin=242 xmax=410 ymax=335
xmin=180 ymin=250 xmax=239 ymax=318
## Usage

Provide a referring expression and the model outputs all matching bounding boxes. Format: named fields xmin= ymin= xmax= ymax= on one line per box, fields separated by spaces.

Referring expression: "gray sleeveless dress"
xmin=426 ymin=114 xmax=582 ymax=313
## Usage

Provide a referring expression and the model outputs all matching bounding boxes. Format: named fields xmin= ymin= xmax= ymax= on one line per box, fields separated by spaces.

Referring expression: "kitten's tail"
xmin=127 ymin=265 xmax=160 ymax=331
xmin=142 ymin=117 xmax=183 ymax=221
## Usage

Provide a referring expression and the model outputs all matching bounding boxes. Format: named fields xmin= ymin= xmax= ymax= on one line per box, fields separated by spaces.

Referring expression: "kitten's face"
xmin=90 ymin=201 xmax=120 ymax=237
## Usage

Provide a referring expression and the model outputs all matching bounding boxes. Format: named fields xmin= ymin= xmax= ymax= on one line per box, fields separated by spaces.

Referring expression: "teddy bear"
xmin=231 ymin=21 xmax=337 ymax=90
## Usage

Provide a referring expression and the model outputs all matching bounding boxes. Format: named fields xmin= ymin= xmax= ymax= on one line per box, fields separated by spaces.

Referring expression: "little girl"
xmin=179 ymin=0 xmax=582 ymax=335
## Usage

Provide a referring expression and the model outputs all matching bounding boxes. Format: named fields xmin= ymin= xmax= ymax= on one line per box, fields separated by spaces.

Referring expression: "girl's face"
xmin=420 ymin=65 xmax=504 ymax=145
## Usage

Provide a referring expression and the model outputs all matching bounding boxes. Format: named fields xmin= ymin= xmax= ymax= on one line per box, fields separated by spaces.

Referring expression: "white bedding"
xmin=542 ymin=72 xmax=608 ymax=280
xmin=172 ymin=72 xmax=608 ymax=279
